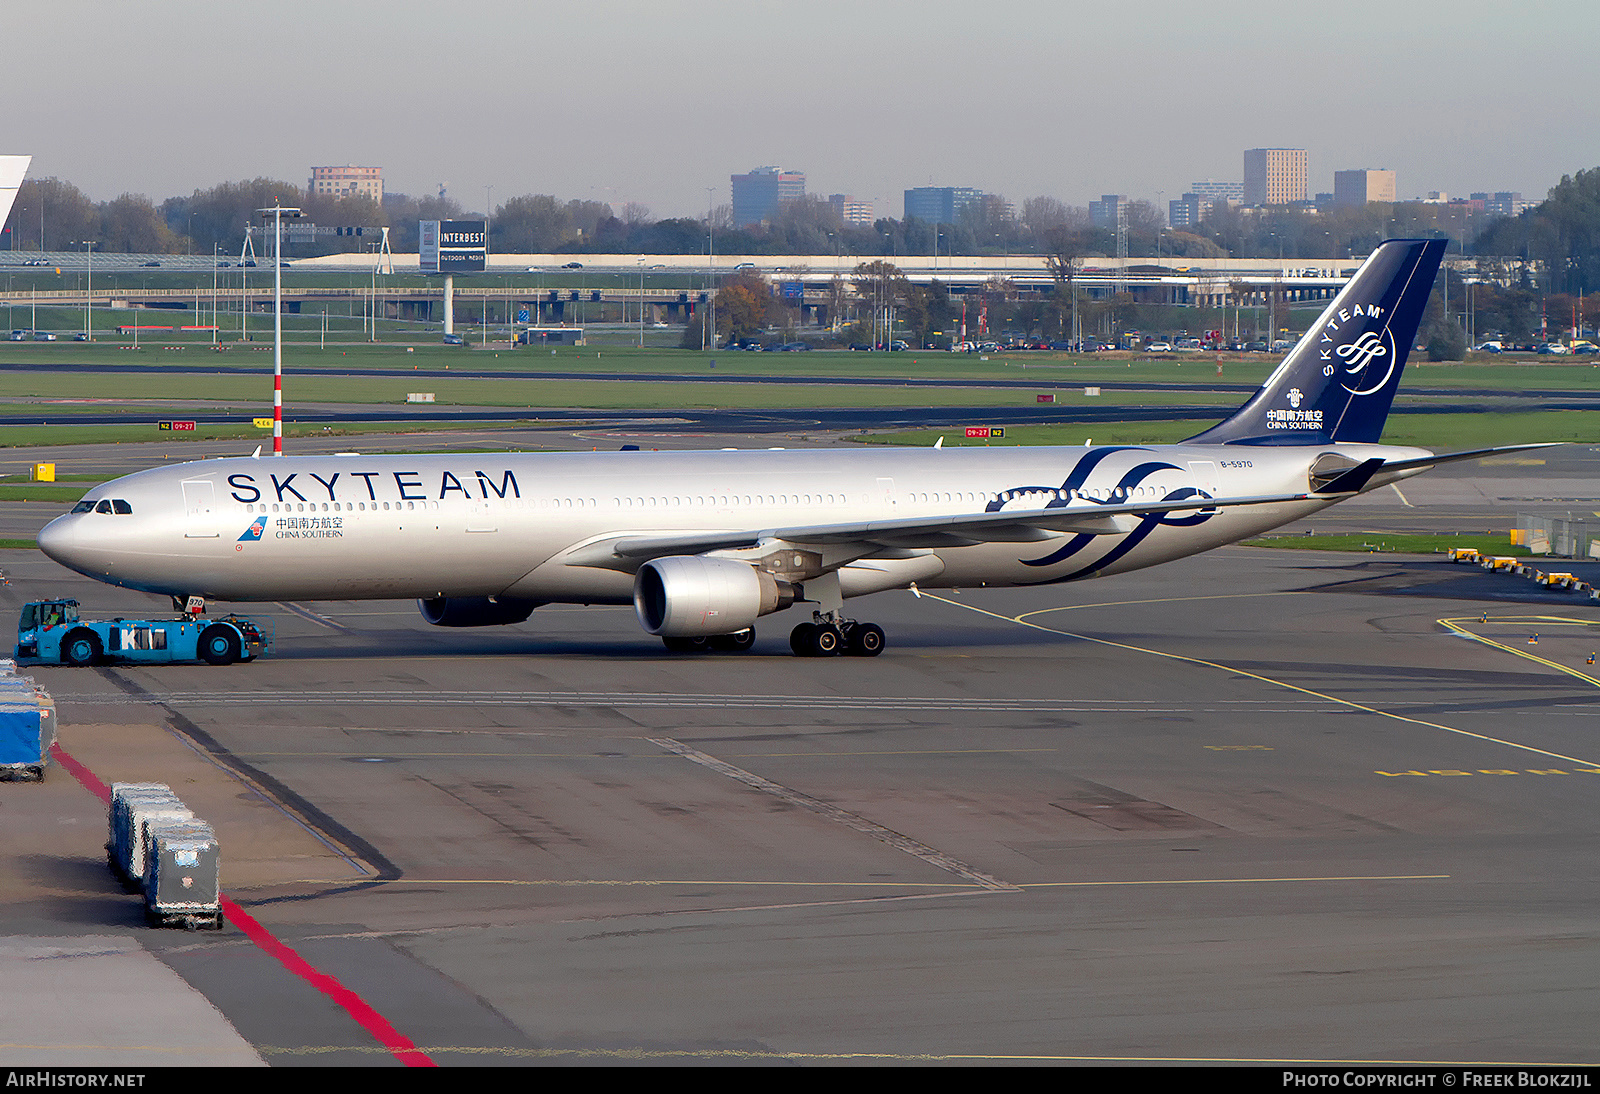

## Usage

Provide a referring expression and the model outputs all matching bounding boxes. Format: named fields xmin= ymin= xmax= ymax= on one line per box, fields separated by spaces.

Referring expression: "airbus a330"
xmin=38 ymin=238 xmax=1544 ymax=659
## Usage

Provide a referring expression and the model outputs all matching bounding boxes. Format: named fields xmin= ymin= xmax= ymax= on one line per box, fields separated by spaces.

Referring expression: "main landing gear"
xmin=790 ymin=617 xmax=885 ymax=658
xmin=660 ymin=629 xmax=756 ymax=654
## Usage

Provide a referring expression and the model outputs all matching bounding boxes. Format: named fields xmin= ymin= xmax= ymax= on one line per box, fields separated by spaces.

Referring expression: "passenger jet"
xmin=38 ymin=239 xmax=1542 ymax=660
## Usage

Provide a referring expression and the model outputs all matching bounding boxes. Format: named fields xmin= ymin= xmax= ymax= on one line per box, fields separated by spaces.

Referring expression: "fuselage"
xmin=37 ymin=441 xmax=1429 ymax=604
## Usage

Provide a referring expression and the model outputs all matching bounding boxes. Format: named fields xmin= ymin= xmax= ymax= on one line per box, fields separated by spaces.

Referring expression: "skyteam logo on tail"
xmin=238 ymin=516 xmax=266 ymax=542
xmin=1336 ymin=328 xmax=1396 ymax=395
xmin=1321 ymin=302 xmax=1396 ymax=397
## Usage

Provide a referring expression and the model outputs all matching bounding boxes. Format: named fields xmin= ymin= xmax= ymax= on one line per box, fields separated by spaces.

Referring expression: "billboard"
xmin=420 ymin=219 xmax=486 ymax=274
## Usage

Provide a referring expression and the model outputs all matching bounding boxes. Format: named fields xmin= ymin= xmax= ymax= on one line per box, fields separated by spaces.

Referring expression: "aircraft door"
xmin=182 ymin=480 xmax=219 ymax=538
xmin=1187 ymin=461 xmax=1219 ymax=500
xmin=877 ymin=477 xmax=897 ymax=509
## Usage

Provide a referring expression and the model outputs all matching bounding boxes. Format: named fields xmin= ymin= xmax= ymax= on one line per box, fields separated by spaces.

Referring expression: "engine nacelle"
xmin=418 ymin=596 xmax=539 ymax=628
xmin=633 ymin=556 xmax=795 ymax=638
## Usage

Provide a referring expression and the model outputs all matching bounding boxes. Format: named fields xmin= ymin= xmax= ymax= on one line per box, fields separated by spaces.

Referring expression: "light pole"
xmin=637 ymin=256 xmax=645 ymax=347
xmin=78 ymin=240 xmax=94 ymax=340
xmin=256 ymin=204 xmax=302 ymax=456
xmin=705 ymin=186 xmax=715 ymax=351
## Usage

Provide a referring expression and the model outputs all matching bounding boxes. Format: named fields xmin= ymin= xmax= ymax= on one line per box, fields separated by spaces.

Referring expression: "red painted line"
xmin=48 ymin=742 xmax=436 ymax=1067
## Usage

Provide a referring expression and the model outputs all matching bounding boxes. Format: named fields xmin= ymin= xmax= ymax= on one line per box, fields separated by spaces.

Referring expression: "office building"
xmin=903 ymin=186 xmax=983 ymax=225
xmin=1472 ymin=191 xmax=1527 ymax=217
xmin=1333 ymin=169 xmax=1397 ymax=207
xmin=1190 ymin=179 xmax=1243 ymax=203
xmin=1089 ymin=194 xmax=1130 ymax=229
xmin=1243 ymin=148 xmax=1307 ymax=205
xmin=828 ymin=194 xmax=875 ymax=226
xmin=309 ymin=165 xmax=383 ymax=203
xmin=1169 ymin=192 xmax=1210 ymax=229
xmin=730 ymin=166 xmax=806 ymax=227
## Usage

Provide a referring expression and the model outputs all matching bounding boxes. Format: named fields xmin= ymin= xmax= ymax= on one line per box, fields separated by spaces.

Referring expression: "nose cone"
xmin=37 ymin=514 xmax=89 ymax=574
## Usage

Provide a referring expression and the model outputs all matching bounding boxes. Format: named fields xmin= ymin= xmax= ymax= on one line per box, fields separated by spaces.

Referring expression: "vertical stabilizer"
xmin=0 ymin=156 xmax=32 ymax=244
xmin=1187 ymin=238 xmax=1446 ymax=445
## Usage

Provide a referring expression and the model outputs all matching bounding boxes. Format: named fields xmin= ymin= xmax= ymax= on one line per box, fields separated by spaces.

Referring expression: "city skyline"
xmin=5 ymin=1 xmax=1593 ymax=219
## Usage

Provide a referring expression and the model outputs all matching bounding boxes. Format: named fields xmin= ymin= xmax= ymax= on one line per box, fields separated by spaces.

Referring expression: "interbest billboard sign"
xmin=419 ymin=219 xmax=486 ymax=274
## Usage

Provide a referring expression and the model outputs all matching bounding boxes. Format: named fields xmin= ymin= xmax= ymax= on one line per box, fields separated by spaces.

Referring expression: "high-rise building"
xmin=1472 ymin=191 xmax=1527 ymax=217
xmin=1333 ymin=169 xmax=1397 ymax=207
xmin=903 ymin=186 xmax=983 ymax=225
xmin=309 ymin=165 xmax=383 ymax=203
xmin=730 ymin=166 xmax=806 ymax=227
xmin=1169 ymin=193 xmax=1209 ymax=229
xmin=1243 ymin=148 xmax=1307 ymax=205
xmin=1190 ymin=179 xmax=1243 ymax=203
xmin=1089 ymin=194 xmax=1130 ymax=229
xmin=828 ymin=194 xmax=875 ymax=226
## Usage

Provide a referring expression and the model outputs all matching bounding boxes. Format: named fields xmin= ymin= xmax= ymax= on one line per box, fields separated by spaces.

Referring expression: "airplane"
xmin=37 ymin=238 xmax=1549 ymax=661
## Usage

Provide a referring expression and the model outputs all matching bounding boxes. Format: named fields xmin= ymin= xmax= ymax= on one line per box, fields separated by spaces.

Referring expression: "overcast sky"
xmin=8 ymin=0 xmax=1595 ymax=218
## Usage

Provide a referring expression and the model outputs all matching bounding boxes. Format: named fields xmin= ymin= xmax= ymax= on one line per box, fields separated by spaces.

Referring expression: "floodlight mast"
xmin=256 ymin=204 xmax=302 ymax=456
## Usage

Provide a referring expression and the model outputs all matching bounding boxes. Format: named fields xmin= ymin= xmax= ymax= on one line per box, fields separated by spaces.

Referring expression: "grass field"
xmin=0 ymin=338 xmax=1595 ymax=451
xmin=1242 ymin=532 xmax=1531 ymax=556
xmin=856 ymin=409 xmax=1600 ymax=450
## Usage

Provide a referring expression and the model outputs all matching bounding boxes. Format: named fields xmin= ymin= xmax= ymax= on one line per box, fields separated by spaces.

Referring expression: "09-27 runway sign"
xmin=420 ymin=220 xmax=486 ymax=274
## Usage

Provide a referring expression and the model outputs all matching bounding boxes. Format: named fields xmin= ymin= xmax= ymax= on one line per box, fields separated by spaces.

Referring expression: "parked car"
xmin=33 ymin=331 xmax=56 ymax=341
xmin=8 ymin=330 xmax=27 ymax=342
xmin=140 ymin=261 xmax=161 ymax=268
xmin=72 ymin=332 xmax=89 ymax=342
xmin=1537 ymin=343 xmax=1570 ymax=355
xmin=442 ymin=333 xmax=464 ymax=345
xmin=561 ymin=262 xmax=583 ymax=269
xmin=777 ymin=342 xmax=812 ymax=352
xmin=1146 ymin=341 xmax=1174 ymax=353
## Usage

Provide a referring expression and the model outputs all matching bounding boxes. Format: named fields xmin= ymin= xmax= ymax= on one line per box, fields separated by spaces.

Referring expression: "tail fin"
xmin=0 ymin=156 xmax=31 ymax=238
xmin=1187 ymin=238 xmax=1445 ymax=446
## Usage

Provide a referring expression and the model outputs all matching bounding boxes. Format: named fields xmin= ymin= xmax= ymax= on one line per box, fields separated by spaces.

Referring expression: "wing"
xmin=595 ymin=489 xmax=1313 ymax=564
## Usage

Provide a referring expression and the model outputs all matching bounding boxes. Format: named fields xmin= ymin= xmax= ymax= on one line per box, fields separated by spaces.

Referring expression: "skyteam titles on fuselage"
xmin=224 ymin=468 xmax=521 ymax=504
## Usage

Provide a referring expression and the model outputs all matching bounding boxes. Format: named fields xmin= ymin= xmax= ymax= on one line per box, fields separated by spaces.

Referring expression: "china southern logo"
xmin=1286 ymin=388 xmax=1303 ymax=408
xmin=238 ymin=516 xmax=266 ymax=542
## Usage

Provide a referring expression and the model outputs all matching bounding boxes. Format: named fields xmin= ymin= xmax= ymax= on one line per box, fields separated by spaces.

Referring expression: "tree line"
xmin=5 ymin=170 xmax=1599 ymax=298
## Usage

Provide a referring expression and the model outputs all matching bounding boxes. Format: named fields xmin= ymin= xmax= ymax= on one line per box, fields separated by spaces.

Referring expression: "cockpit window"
xmin=95 ymin=500 xmax=113 ymax=514
xmin=71 ymin=501 xmax=93 ymax=514
xmin=112 ymin=499 xmax=133 ymax=514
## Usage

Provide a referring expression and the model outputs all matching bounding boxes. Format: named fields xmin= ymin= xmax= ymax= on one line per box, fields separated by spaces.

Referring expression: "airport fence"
xmin=1515 ymin=514 xmax=1600 ymax=559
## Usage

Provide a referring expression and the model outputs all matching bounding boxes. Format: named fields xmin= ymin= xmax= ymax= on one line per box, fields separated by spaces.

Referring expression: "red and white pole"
xmin=273 ymin=208 xmax=283 ymax=456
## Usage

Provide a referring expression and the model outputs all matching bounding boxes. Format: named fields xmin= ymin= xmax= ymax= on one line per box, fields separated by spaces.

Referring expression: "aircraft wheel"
xmin=792 ymin=622 xmax=841 ymax=657
xmin=711 ymin=628 xmax=755 ymax=652
xmin=199 ymin=626 xmax=240 ymax=666
xmin=662 ymin=635 xmax=711 ymax=653
xmin=61 ymin=629 xmax=102 ymax=667
xmin=789 ymin=622 xmax=817 ymax=656
xmin=845 ymin=623 xmax=886 ymax=657
xmin=812 ymin=624 xmax=842 ymax=656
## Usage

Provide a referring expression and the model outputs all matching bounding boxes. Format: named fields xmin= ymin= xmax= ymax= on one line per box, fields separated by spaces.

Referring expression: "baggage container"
xmin=143 ymin=819 xmax=222 ymax=930
xmin=0 ymin=665 xmax=54 ymax=781
xmin=109 ymin=786 xmax=190 ymax=888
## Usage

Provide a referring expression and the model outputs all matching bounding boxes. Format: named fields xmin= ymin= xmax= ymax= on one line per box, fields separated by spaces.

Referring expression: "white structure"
xmin=0 ymin=156 xmax=31 ymax=237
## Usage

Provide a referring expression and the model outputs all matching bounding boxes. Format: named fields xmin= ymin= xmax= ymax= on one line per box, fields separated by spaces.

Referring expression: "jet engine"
xmin=633 ymin=556 xmax=795 ymax=638
xmin=418 ymin=596 xmax=540 ymax=627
